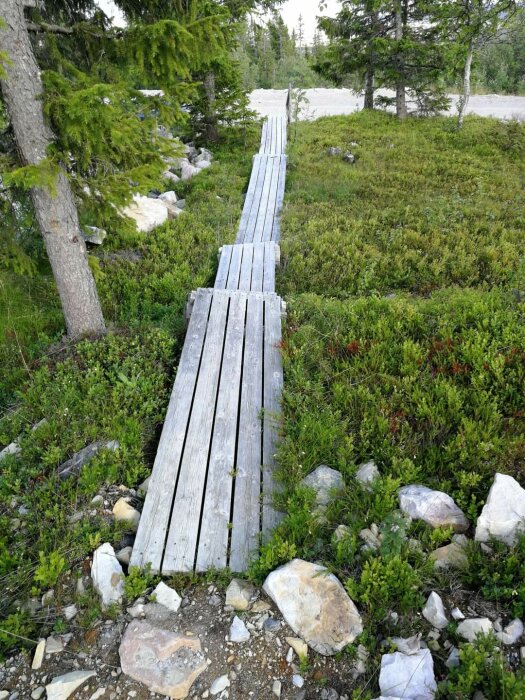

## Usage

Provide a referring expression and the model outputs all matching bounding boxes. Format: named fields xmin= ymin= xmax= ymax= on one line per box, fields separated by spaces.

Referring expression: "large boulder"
xmin=399 ymin=485 xmax=469 ymax=532
xmin=119 ymin=620 xmax=207 ymax=699
xmin=475 ymin=473 xmax=525 ymax=546
xmin=378 ymin=649 xmax=436 ymax=700
xmin=456 ymin=618 xmax=493 ymax=642
xmin=91 ymin=542 xmax=125 ymax=608
xmin=263 ymin=558 xmax=362 ymax=655
xmin=122 ymin=194 xmax=168 ymax=233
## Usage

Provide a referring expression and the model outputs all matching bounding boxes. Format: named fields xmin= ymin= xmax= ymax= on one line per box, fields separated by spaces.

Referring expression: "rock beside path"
xmin=422 ymin=592 xmax=449 ymax=630
xmin=225 ymin=578 xmax=255 ymax=610
xmin=122 ymin=194 xmax=168 ymax=233
xmin=475 ymin=473 xmax=525 ymax=546
xmin=355 ymin=460 xmax=380 ymax=489
xmin=302 ymin=465 xmax=344 ymax=508
xmin=399 ymin=484 xmax=469 ymax=532
xmin=456 ymin=618 xmax=493 ymax=642
xmin=119 ymin=620 xmax=207 ymax=699
xmin=263 ymin=558 xmax=363 ymax=655
xmin=46 ymin=671 xmax=96 ymax=700
xmin=91 ymin=542 xmax=124 ymax=608
xmin=379 ymin=649 xmax=436 ymax=700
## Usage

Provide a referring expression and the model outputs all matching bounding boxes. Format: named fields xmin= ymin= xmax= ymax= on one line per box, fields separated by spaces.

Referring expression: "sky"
xmin=96 ymin=0 xmax=341 ymax=42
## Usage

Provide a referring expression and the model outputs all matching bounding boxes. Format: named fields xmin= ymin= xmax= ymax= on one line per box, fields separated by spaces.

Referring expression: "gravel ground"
xmin=249 ymin=88 xmax=525 ymax=121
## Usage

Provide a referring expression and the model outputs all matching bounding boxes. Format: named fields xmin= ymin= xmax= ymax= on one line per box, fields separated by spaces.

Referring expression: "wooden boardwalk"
xmin=131 ymin=116 xmax=287 ymax=573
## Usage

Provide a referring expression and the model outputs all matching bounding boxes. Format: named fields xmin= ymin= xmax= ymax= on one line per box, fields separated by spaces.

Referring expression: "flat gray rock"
xmin=263 ymin=558 xmax=362 ymax=655
xmin=399 ymin=484 xmax=469 ymax=532
xmin=46 ymin=671 xmax=96 ymax=700
xmin=225 ymin=578 xmax=255 ymax=610
xmin=91 ymin=542 xmax=124 ymax=608
xmin=119 ymin=620 xmax=207 ymax=699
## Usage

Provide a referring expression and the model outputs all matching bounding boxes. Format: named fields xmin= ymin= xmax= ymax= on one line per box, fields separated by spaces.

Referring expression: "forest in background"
xmin=240 ymin=6 xmax=525 ymax=95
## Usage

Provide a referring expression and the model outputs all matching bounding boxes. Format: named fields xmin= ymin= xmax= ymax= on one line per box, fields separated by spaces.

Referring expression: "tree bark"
xmin=457 ymin=38 xmax=474 ymax=130
xmin=395 ymin=1 xmax=407 ymax=120
xmin=202 ymin=70 xmax=219 ymax=142
xmin=1 ymin=0 xmax=105 ymax=339
xmin=364 ymin=69 xmax=374 ymax=109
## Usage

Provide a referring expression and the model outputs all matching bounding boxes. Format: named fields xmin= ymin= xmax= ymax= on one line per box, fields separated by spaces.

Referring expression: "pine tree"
xmin=0 ymin=0 xmax=233 ymax=337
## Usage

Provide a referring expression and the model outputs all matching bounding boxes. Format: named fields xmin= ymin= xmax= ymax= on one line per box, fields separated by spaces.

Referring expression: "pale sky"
xmin=97 ymin=0 xmax=341 ymax=42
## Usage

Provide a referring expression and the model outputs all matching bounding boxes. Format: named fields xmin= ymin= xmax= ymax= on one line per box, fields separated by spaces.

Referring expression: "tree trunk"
xmin=364 ymin=69 xmax=374 ymax=109
xmin=395 ymin=1 xmax=407 ymax=120
xmin=203 ymin=70 xmax=219 ymax=142
xmin=1 ymin=0 xmax=105 ymax=339
xmin=457 ymin=39 xmax=474 ymax=130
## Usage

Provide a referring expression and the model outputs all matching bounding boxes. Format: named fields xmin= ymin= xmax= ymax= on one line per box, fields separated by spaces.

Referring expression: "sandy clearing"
xmin=249 ymin=88 xmax=525 ymax=121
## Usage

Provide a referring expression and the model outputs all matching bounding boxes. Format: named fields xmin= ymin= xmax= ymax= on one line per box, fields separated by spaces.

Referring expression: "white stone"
xmin=302 ymin=465 xmax=344 ymax=507
xmin=422 ymin=592 xmax=449 ymax=630
xmin=159 ymin=191 xmax=178 ymax=205
xmin=456 ymin=618 xmax=493 ymax=642
xmin=31 ymin=689 xmax=45 ymax=700
xmin=263 ymin=558 xmax=362 ymax=655
xmin=210 ymin=676 xmax=230 ymax=695
xmin=112 ymin=498 xmax=141 ymax=531
xmin=399 ymin=484 xmax=469 ymax=532
xmin=451 ymin=607 xmax=465 ymax=621
xmin=88 ymin=690 xmax=106 ymax=700
xmin=152 ymin=582 xmax=182 ymax=613
xmin=0 ymin=440 xmax=21 ymax=461
xmin=194 ymin=148 xmax=213 ymax=164
xmin=429 ymin=542 xmax=468 ymax=571
xmin=116 ymin=546 xmax=133 ymax=566
xmin=63 ymin=604 xmax=78 ymax=621
xmin=138 ymin=475 xmax=151 ymax=493
xmin=446 ymin=647 xmax=460 ymax=669
xmin=495 ymin=619 xmax=524 ymax=645
xmin=230 ymin=616 xmax=250 ymax=643
xmin=32 ymin=639 xmax=46 ymax=670
xmin=475 ymin=473 xmax=525 ymax=546
xmin=285 ymin=636 xmax=308 ymax=660
xmin=181 ymin=161 xmax=199 ymax=181
xmin=379 ymin=649 xmax=436 ymax=700
xmin=46 ymin=635 xmax=64 ymax=654
xmin=356 ymin=461 xmax=380 ymax=488
xmin=122 ymin=194 xmax=168 ymax=233
xmin=225 ymin=579 xmax=255 ymax=610
xmin=91 ymin=543 xmax=124 ymax=608
xmin=272 ymin=680 xmax=282 ymax=697
xmin=195 ymin=160 xmax=211 ymax=170
xmin=163 ymin=170 xmax=180 ymax=183
xmin=390 ymin=634 xmax=421 ymax=656
xmin=82 ymin=226 xmax=106 ymax=245
xmin=46 ymin=671 xmax=96 ymax=700
xmin=334 ymin=524 xmax=351 ymax=542
xmin=292 ymin=675 xmax=304 ymax=688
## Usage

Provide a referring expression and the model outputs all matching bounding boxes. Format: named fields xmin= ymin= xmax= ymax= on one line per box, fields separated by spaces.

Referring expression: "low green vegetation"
xmin=0 ymin=126 xmax=258 ymax=655
xmin=256 ymin=112 xmax=525 ymax=696
xmin=280 ymin=112 xmax=525 ymax=297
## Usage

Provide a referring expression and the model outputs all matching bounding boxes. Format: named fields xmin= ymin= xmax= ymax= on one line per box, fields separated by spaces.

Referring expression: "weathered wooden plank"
xmin=195 ymin=292 xmax=246 ymax=571
xmin=215 ymin=246 xmax=232 ymax=289
xmin=238 ymin=155 xmax=266 ymax=243
xmin=281 ymin=117 xmax=287 ymax=153
xmin=237 ymin=155 xmax=263 ymax=239
xmin=130 ymin=288 xmax=213 ymax=571
xmin=260 ymin=120 xmax=268 ymax=153
xmin=262 ymin=242 xmax=275 ymax=293
xmin=239 ymin=244 xmax=254 ymax=290
xmin=226 ymin=244 xmax=243 ymax=290
xmin=250 ymin=244 xmax=264 ymax=292
xmin=275 ymin=116 xmax=281 ymax=155
xmin=162 ymin=291 xmax=230 ymax=573
xmin=252 ymin=156 xmax=277 ymax=243
xmin=272 ymin=155 xmax=287 ymax=242
xmin=261 ymin=157 xmax=281 ymax=242
xmin=229 ymin=293 xmax=264 ymax=571
xmin=262 ymin=294 xmax=284 ymax=540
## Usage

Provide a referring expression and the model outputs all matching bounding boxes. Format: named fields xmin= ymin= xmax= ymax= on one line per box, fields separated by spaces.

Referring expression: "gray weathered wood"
xmin=162 ymin=291 xmax=230 ymax=573
xmin=130 ymin=288 xmax=213 ymax=571
xmin=227 ymin=244 xmax=243 ymax=290
xmin=215 ymin=246 xmax=232 ymax=289
xmin=239 ymin=244 xmax=254 ymax=290
xmin=250 ymin=244 xmax=264 ymax=292
xmin=262 ymin=293 xmax=284 ymax=539
xmin=229 ymin=293 xmax=264 ymax=571
xmin=272 ymin=156 xmax=287 ymax=241
xmin=262 ymin=242 xmax=276 ymax=292
xmin=195 ymin=292 xmax=246 ymax=571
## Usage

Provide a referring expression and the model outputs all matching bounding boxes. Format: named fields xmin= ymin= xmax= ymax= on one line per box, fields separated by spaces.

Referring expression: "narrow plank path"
xmin=131 ymin=116 xmax=287 ymax=573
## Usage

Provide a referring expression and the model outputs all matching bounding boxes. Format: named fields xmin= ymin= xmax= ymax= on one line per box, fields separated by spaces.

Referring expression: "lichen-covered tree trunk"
xmin=1 ymin=0 xmax=105 ymax=339
xmin=364 ymin=69 xmax=374 ymax=109
xmin=203 ymin=70 xmax=219 ymax=142
xmin=395 ymin=1 xmax=407 ymax=120
xmin=457 ymin=38 xmax=474 ymax=130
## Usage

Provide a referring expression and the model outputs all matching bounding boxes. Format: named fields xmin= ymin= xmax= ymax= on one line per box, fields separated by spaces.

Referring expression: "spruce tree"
xmin=0 ymin=0 xmax=232 ymax=337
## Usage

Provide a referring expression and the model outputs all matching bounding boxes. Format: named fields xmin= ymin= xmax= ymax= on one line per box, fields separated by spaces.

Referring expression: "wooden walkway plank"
xmin=229 ymin=293 xmax=264 ymax=571
xmin=215 ymin=246 xmax=232 ymax=289
xmin=130 ymin=288 xmax=213 ymax=572
xmin=262 ymin=294 xmax=284 ymax=539
xmin=251 ymin=156 xmax=277 ymax=243
xmin=272 ymin=156 xmax=287 ymax=242
xmin=162 ymin=291 xmax=230 ymax=573
xmin=239 ymin=244 xmax=254 ymax=290
xmin=261 ymin=157 xmax=281 ymax=242
xmin=263 ymin=242 xmax=276 ymax=292
xmin=237 ymin=155 xmax=263 ymax=238
xmin=195 ymin=292 xmax=246 ymax=571
xmin=250 ymin=244 xmax=264 ymax=292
